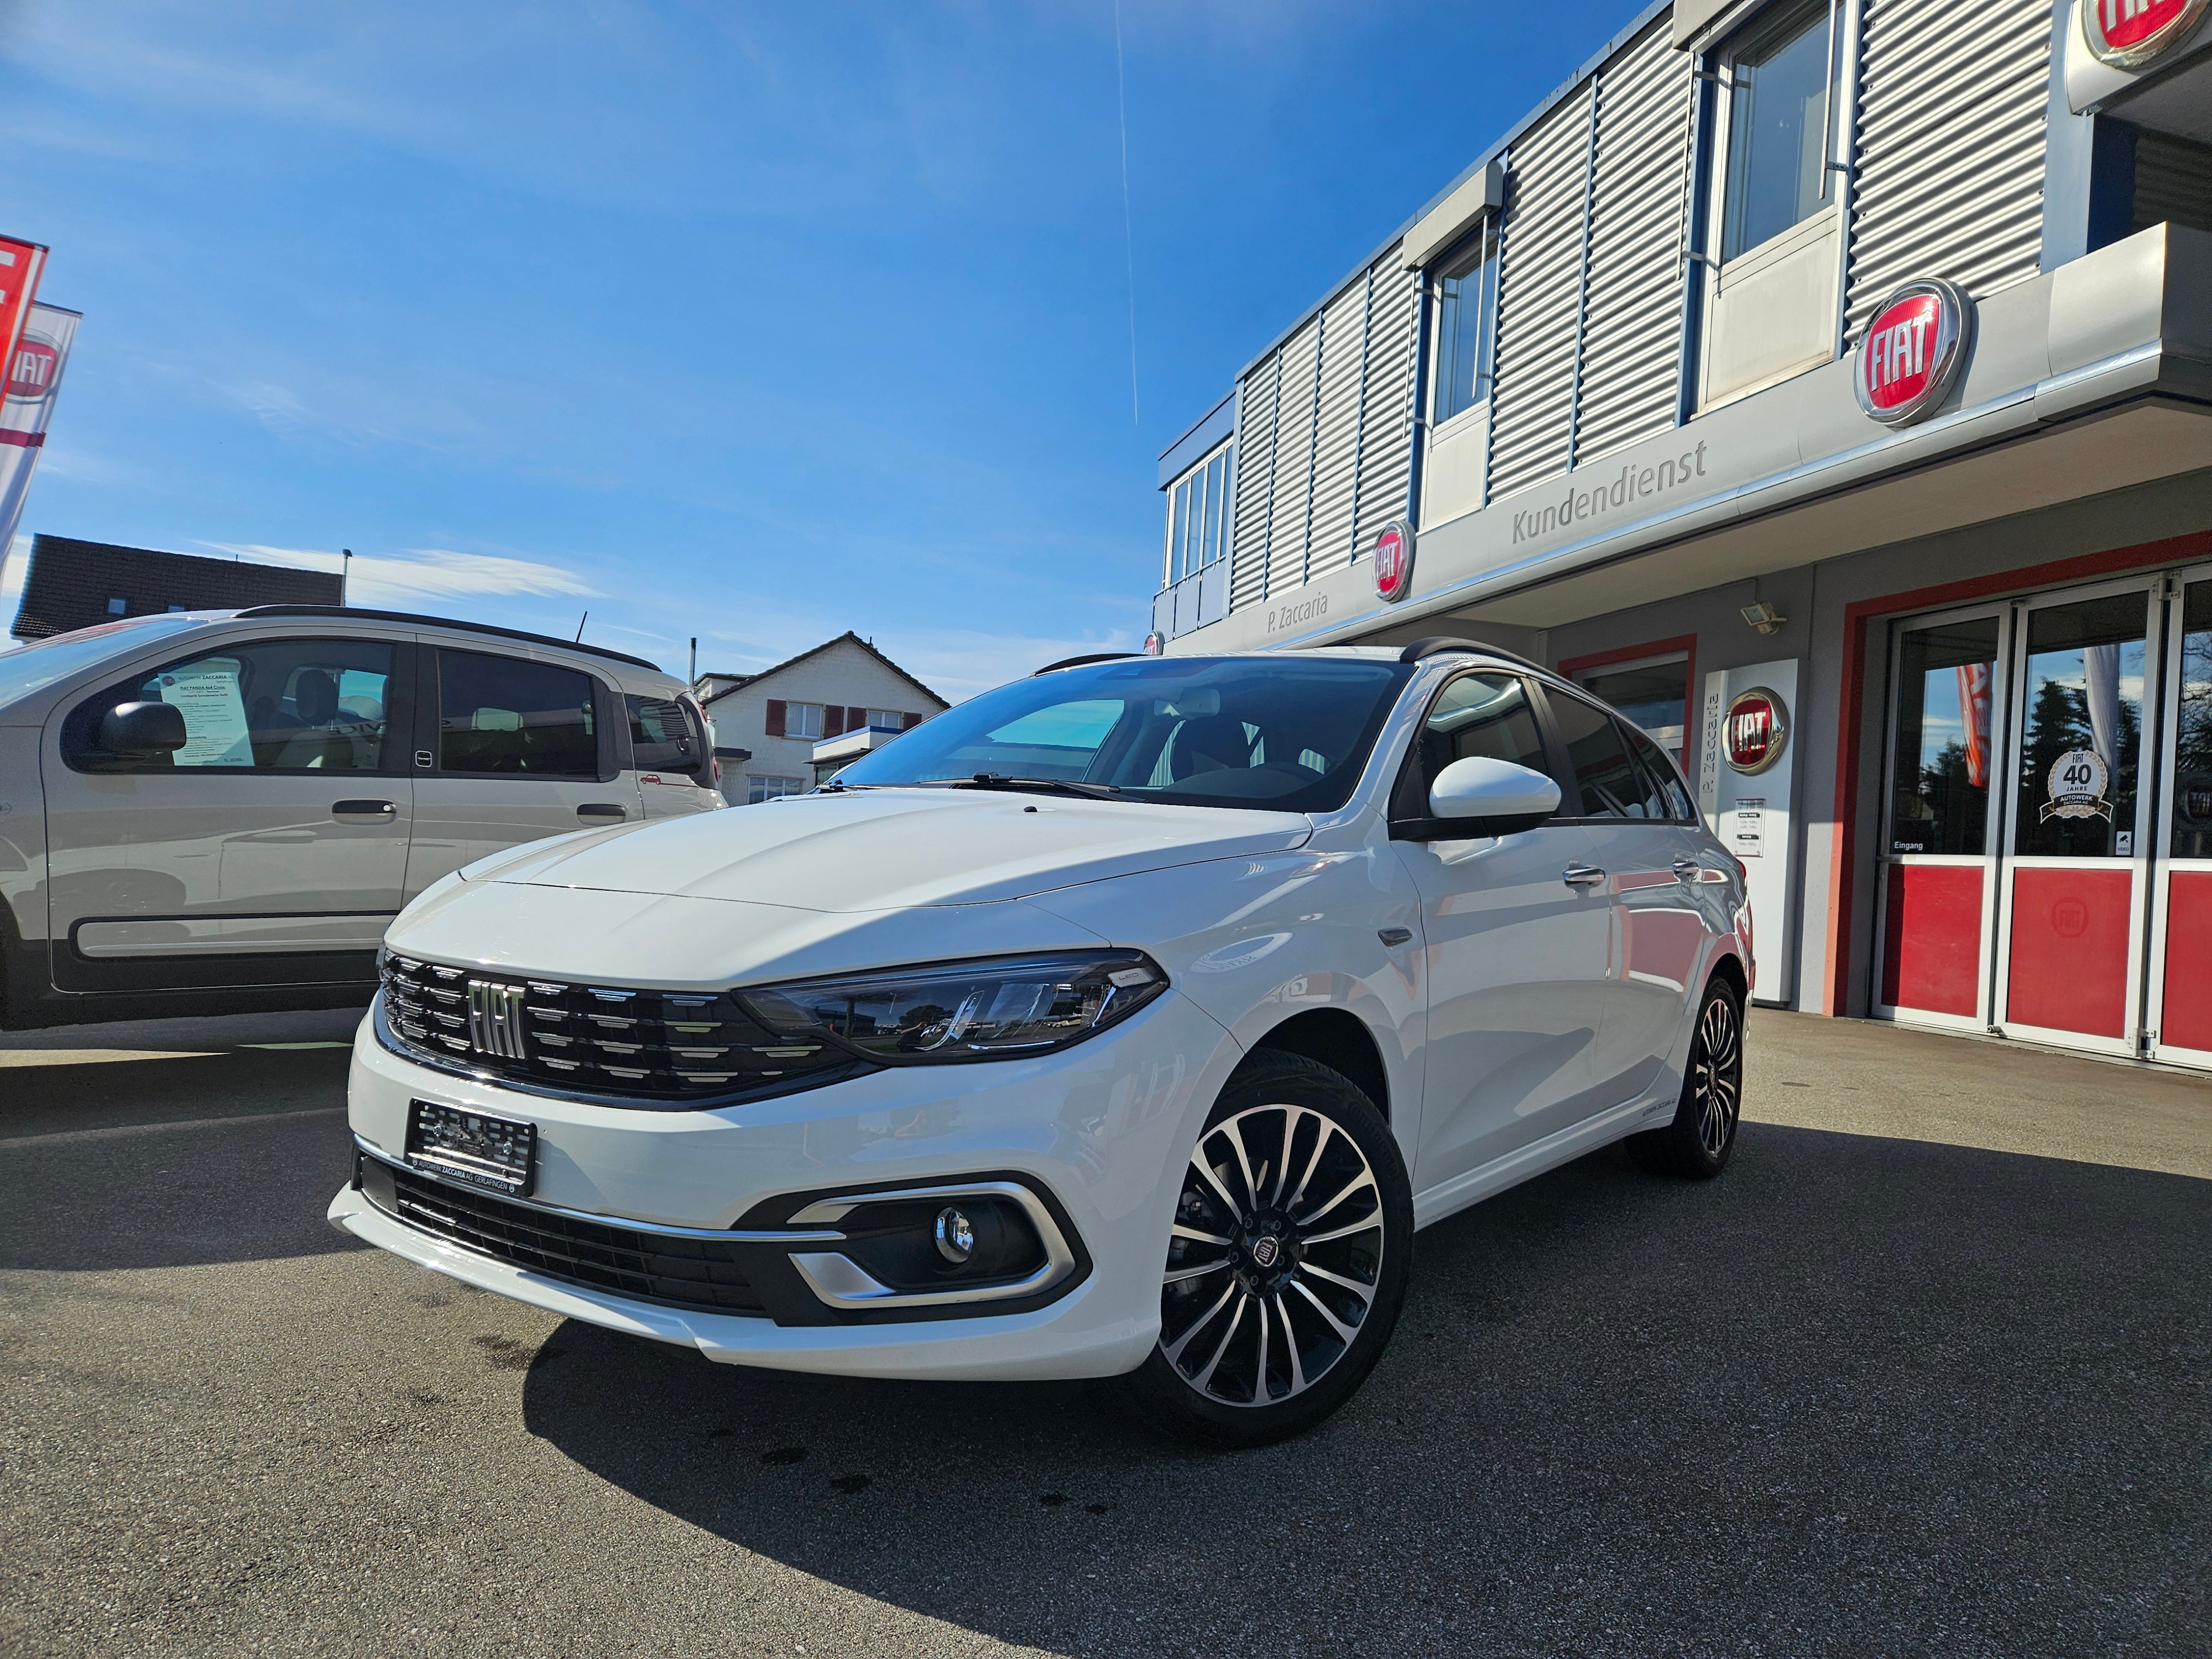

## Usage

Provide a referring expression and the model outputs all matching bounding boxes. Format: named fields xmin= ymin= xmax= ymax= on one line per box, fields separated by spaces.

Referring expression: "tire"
xmin=1119 ymin=1050 xmax=1413 ymax=1448
xmin=1627 ymin=973 xmax=1745 ymax=1180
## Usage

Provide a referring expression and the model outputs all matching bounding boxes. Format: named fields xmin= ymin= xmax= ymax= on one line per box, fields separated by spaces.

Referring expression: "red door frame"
xmin=1825 ymin=529 xmax=2212 ymax=1015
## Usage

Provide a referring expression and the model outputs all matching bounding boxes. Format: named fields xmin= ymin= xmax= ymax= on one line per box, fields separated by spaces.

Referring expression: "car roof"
xmin=229 ymin=605 xmax=667 ymax=673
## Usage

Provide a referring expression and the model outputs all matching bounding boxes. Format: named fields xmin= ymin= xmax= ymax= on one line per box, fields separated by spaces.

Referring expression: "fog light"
xmin=934 ymin=1206 xmax=975 ymax=1264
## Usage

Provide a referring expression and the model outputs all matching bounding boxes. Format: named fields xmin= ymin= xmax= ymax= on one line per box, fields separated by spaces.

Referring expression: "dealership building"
xmin=1150 ymin=0 xmax=2212 ymax=1066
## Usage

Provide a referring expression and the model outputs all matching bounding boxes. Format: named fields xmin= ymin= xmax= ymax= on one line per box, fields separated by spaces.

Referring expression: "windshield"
xmin=832 ymin=655 xmax=1413 ymax=812
xmin=0 ymin=615 xmax=209 ymax=710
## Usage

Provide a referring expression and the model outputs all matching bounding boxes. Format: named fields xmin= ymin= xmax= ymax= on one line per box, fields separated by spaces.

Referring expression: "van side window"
xmin=1548 ymin=688 xmax=1668 ymax=820
xmin=627 ymin=694 xmax=706 ymax=779
xmin=1392 ymin=672 xmax=1552 ymax=820
xmin=438 ymin=650 xmax=598 ymax=777
xmin=64 ymin=639 xmax=394 ymax=773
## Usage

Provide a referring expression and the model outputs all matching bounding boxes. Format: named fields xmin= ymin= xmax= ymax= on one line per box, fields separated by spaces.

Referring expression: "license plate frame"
xmin=404 ymin=1099 xmax=537 ymax=1198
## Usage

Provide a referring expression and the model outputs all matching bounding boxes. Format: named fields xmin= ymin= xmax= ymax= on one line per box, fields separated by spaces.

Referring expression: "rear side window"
xmin=627 ymin=693 xmax=706 ymax=779
xmin=1393 ymin=672 xmax=1554 ymax=820
xmin=1548 ymin=688 xmax=1669 ymax=820
xmin=438 ymin=650 xmax=598 ymax=777
xmin=1623 ymin=721 xmax=1695 ymax=821
xmin=64 ymin=638 xmax=395 ymax=773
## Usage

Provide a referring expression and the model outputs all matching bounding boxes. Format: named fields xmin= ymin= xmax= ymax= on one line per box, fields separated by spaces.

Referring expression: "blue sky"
xmin=0 ymin=0 xmax=1644 ymax=698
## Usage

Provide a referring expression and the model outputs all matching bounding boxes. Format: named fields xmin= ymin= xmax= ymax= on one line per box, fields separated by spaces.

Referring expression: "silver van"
xmin=0 ymin=605 xmax=719 ymax=1030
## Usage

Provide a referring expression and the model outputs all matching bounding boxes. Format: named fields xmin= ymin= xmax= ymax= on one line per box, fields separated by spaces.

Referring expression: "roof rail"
xmin=1397 ymin=636 xmax=1547 ymax=673
xmin=1034 ymin=651 xmax=1141 ymax=675
xmin=231 ymin=606 xmax=664 ymax=672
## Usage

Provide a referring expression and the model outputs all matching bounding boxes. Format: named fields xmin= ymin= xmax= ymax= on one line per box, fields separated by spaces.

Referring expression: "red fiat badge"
xmin=1723 ymin=687 xmax=1788 ymax=776
xmin=1372 ymin=520 xmax=1414 ymax=604
xmin=1855 ymin=279 xmax=1970 ymax=427
xmin=2082 ymin=0 xmax=2209 ymax=68
xmin=6 ymin=335 xmax=56 ymax=401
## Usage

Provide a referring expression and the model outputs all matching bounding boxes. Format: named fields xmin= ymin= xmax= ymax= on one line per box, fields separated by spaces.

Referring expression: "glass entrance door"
xmin=1992 ymin=583 xmax=2158 ymax=1056
xmin=2147 ymin=568 xmax=2212 ymax=1067
xmin=1875 ymin=607 xmax=2007 ymax=1029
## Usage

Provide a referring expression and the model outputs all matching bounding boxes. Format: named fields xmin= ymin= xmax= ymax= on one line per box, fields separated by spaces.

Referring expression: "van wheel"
xmin=1119 ymin=1051 xmax=1412 ymax=1448
xmin=1628 ymin=975 xmax=1744 ymax=1180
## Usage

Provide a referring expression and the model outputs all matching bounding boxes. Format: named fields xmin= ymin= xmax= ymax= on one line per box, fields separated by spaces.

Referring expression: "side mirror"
xmin=1429 ymin=755 xmax=1561 ymax=824
xmin=100 ymin=700 xmax=189 ymax=759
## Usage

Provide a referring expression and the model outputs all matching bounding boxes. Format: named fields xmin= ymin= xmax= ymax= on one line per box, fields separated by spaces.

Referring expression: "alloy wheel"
xmin=1692 ymin=992 xmax=1743 ymax=1157
xmin=1157 ymin=1103 xmax=1384 ymax=1408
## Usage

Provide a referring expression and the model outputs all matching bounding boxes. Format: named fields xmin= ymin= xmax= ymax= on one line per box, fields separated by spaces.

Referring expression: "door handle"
xmin=577 ymin=803 xmax=628 ymax=820
xmin=1562 ymin=864 xmax=1608 ymax=888
xmin=332 ymin=799 xmax=397 ymax=820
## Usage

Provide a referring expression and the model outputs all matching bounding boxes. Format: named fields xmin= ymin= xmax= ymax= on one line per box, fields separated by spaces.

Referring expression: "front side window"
xmin=1432 ymin=222 xmax=1499 ymax=425
xmin=438 ymin=650 xmax=598 ymax=778
xmin=65 ymin=637 xmax=394 ymax=773
xmin=1548 ymin=688 xmax=1669 ymax=820
xmin=1392 ymin=671 xmax=1553 ymax=820
xmin=1720 ymin=0 xmax=1842 ymax=262
xmin=834 ymin=655 xmax=1412 ymax=813
xmin=747 ymin=773 xmax=806 ymax=804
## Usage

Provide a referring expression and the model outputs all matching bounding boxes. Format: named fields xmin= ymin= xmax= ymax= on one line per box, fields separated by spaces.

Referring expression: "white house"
xmin=695 ymin=631 xmax=949 ymax=804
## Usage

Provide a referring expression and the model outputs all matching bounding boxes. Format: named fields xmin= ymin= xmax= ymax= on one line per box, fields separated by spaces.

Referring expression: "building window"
xmin=1573 ymin=652 xmax=1691 ymax=768
xmin=865 ymin=708 xmax=906 ymax=730
xmin=1719 ymin=0 xmax=1843 ymax=262
xmin=1432 ymin=221 xmax=1499 ymax=425
xmin=784 ymin=701 xmax=825 ymax=740
xmin=106 ymin=597 xmax=127 ymax=615
xmin=746 ymin=773 xmax=806 ymax=804
xmin=1162 ymin=442 xmax=1233 ymax=588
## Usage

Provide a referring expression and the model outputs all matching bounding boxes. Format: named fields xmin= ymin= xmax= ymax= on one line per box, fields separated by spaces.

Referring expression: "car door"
xmin=403 ymin=645 xmax=643 ymax=899
xmin=625 ymin=691 xmax=718 ymax=820
xmin=41 ymin=630 xmax=413 ymax=993
xmin=1537 ymin=684 xmax=1709 ymax=1104
xmin=1389 ymin=669 xmax=1619 ymax=1193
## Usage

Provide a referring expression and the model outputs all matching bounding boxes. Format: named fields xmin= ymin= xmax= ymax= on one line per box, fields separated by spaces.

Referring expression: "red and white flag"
xmin=0 ymin=302 xmax=80 ymax=562
xmin=0 ymin=237 xmax=48 ymax=408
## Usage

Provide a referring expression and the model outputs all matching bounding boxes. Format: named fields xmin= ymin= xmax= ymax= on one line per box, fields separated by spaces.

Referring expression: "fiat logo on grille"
xmin=2082 ymin=0 xmax=2209 ymax=69
xmin=467 ymin=980 xmax=529 ymax=1060
xmin=1250 ymin=1235 xmax=1281 ymax=1268
xmin=1855 ymin=279 xmax=1970 ymax=428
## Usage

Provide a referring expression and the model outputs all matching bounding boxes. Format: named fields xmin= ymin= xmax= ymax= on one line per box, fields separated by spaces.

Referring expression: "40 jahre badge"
xmin=2041 ymin=749 xmax=2111 ymax=822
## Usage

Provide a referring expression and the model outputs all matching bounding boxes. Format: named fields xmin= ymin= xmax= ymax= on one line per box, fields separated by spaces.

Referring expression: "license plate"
xmin=405 ymin=1100 xmax=536 ymax=1197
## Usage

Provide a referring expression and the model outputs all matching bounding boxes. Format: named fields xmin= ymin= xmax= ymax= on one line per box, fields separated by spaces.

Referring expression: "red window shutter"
xmin=903 ymin=711 xmax=924 ymax=730
xmin=847 ymin=706 xmax=868 ymax=732
xmin=823 ymin=705 xmax=845 ymax=738
xmin=765 ymin=700 xmax=786 ymax=738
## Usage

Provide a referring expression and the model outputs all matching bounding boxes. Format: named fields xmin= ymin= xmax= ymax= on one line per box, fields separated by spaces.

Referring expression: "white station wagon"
xmin=331 ymin=640 xmax=1751 ymax=1443
xmin=0 ymin=607 xmax=718 ymax=1031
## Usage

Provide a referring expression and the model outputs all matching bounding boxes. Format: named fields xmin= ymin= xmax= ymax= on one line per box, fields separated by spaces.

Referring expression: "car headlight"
xmin=739 ymin=950 xmax=1167 ymax=1064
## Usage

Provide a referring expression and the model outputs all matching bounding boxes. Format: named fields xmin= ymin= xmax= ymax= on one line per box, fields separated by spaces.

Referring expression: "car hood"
xmin=456 ymin=786 xmax=1312 ymax=912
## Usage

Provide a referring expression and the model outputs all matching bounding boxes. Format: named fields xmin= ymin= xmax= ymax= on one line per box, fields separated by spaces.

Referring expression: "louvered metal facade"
xmin=1174 ymin=0 xmax=2096 ymax=637
xmin=1488 ymin=83 xmax=1597 ymax=503
xmin=1843 ymin=0 xmax=2052 ymax=338
xmin=1228 ymin=247 xmax=1423 ymax=604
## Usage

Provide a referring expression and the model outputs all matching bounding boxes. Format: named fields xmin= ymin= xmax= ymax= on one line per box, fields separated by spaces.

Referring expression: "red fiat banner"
xmin=0 ymin=237 xmax=48 ymax=410
xmin=0 ymin=302 xmax=80 ymax=560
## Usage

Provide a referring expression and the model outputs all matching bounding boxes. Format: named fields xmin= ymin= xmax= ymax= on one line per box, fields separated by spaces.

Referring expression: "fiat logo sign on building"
xmin=1372 ymin=519 xmax=1415 ymax=603
xmin=1855 ymin=279 xmax=1971 ymax=427
xmin=2082 ymin=0 xmax=2210 ymax=68
xmin=1724 ymin=687 xmax=1789 ymax=776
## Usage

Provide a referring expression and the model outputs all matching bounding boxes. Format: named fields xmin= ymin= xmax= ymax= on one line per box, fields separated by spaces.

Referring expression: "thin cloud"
xmin=201 ymin=542 xmax=599 ymax=605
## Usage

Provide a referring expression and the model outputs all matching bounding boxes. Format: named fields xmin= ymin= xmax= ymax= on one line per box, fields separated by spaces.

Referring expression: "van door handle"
xmin=1562 ymin=864 xmax=1608 ymax=888
xmin=577 ymin=803 xmax=628 ymax=820
xmin=332 ymin=799 xmax=397 ymax=820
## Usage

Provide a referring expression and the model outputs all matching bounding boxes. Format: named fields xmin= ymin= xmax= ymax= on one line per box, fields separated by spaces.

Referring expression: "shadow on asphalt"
xmin=0 ymin=1048 xmax=362 ymax=1271
xmin=519 ymin=1124 xmax=2209 ymax=1656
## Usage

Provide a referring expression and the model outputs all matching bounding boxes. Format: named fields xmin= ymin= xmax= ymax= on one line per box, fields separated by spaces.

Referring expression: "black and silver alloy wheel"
xmin=1121 ymin=1051 xmax=1412 ymax=1447
xmin=1629 ymin=974 xmax=1746 ymax=1180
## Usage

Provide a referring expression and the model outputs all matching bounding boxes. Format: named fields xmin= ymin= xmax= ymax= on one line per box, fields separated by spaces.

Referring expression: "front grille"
xmin=366 ymin=1157 xmax=768 ymax=1316
xmin=380 ymin=954 xmax=862 ymax=1104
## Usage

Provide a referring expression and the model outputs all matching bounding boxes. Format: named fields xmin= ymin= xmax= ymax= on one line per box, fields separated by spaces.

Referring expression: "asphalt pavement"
xmin=2 ymin=1005 xmax=2205 ymax=1658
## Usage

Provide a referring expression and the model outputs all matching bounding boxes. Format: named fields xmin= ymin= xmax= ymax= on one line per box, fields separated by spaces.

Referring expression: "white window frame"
xmin=1428 ymin=219 xmax=1500 ymax=436
xmin=1161 ymin=441 xmax=1233 ymax=590
xmin=784 ymin=701 xmax=825 ymax=740
xmin=746 ymin=773 xmax=807 ymax=804
xmin=864 ymin=708 xmax=905 ymax=731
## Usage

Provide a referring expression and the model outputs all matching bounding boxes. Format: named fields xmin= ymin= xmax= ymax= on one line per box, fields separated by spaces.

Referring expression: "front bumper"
xmin=330 ymin=988 xmax=1242 ymax=1381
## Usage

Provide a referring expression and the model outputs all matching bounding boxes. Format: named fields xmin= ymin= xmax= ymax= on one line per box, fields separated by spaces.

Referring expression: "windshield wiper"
xmin=953 ymin=773 xmax=1123 ymax=801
